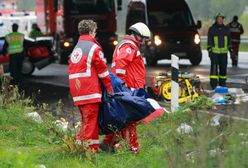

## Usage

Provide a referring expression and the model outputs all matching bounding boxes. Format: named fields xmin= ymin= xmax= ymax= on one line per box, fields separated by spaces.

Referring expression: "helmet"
xmin=128 ymin=22 xmax=151 ymax=39
xmin=215 ymin=13 xmax=225 ymax=19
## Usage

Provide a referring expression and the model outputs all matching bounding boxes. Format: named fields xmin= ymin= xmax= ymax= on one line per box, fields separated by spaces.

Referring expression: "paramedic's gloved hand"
xmin=107 ymin=91 xmax=114 ymax=98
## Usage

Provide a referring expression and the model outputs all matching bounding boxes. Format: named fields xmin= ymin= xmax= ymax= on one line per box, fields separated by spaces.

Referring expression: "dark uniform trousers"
xmin=210 ymin=53 xmax=227 ymax=89
xmin=9 ymin=53 xmax=24 ymax=85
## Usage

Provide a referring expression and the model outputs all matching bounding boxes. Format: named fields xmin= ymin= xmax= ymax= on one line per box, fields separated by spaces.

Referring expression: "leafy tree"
xmin=187 ymin=0 xmax=247 ymax=20
xmin=209 ymin=0 xmax=247 ymax=21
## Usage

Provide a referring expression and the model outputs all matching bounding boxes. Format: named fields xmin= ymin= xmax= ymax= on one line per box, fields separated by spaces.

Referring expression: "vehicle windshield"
xmin=148 ymin=9 xmax=194 ymax=28
xmin=66 ymin=0 xmax=115 ymax=15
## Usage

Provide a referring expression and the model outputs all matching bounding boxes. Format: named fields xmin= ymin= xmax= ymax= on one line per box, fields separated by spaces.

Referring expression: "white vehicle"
xmin=0 ymin=14 xmax=37 ymax=37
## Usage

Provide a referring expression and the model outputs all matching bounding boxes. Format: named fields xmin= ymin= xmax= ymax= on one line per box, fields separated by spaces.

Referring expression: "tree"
xmin=209 ymin=0 xmax=246 ymax=21
xmin=187 ymin=0 xmax=247 ymax=20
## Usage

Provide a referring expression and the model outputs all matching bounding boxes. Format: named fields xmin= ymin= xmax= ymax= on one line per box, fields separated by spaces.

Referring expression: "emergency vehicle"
xmin=0 ymin=13 xmax=55 ymax=75
xmin=126 ymin=0 xmax=202 ymax=66
xmin=36 ymin=0 xmax=122 ymax=64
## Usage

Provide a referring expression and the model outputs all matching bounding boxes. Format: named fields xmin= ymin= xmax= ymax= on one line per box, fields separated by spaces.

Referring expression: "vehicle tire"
xmin=189 ymin=50 xmax=202 ymax=66
xmin=22 ymin=59 xmax=35 ymax=76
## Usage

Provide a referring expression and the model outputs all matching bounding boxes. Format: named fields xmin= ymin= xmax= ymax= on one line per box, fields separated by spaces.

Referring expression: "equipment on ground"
xmin=149 ymin=72 xmax=203 ymax=103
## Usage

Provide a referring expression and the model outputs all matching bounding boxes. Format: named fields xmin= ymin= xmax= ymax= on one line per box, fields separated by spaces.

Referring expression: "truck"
xmin=36 ymin=0 xmax=122 ymax=64
xmin=126 ymin=0 xmax=202 ymax=66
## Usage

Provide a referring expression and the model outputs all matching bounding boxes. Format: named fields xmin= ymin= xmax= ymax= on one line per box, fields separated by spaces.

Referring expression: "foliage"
xmin=187 ymin=0 xmax=247 ymax=20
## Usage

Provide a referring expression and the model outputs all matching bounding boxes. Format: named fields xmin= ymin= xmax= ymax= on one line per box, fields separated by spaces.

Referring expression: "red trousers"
xmin=76 ymin=103 xmax=100 ymax=151
xmin=103 ymin=122 xmax=139 ymax=152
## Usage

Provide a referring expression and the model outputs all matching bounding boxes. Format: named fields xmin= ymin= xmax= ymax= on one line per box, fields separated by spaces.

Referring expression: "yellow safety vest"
xmin=5 ymin=32 xmax=24 ymax=54
xmin=212 ymin=36 xmax=228 ymax=54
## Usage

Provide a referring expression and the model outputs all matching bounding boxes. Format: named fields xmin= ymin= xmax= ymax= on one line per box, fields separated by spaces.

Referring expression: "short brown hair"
xmin=78 ymin=20 xmax=97 ymax=35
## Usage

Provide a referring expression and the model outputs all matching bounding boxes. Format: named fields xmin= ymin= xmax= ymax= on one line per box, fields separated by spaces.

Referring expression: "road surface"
xmin=21 ymin=50 xmax=248 ymax=120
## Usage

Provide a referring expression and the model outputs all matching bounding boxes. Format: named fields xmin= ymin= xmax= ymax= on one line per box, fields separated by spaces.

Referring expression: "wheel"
xmin=160 ymin=81 xmax=186 ymax=101
xmin=22 ymin=59 xmax=35 ymax=76
xmin=189 ymin=49 xmax=202 ymax=66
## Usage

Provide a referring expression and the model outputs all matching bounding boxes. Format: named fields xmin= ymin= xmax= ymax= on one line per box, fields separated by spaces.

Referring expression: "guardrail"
xmin=201 ymin=36 xmax=248 ymax=43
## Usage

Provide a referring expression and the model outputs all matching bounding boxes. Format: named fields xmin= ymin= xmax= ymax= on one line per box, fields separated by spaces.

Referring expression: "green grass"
xmin=201 ymin=42 xmax=248 ymax=52
xmin=0 ymin=90 xmax=248 ymax=168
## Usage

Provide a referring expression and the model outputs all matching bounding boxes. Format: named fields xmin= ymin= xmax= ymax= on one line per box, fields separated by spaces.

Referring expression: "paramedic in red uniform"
xmin=68 ymin=20 xmax=113 ymax=152
xmin=101 ymin=22 xmax=151 ymax=154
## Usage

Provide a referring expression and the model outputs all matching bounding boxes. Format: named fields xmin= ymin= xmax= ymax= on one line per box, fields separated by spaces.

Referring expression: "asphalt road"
xmin=21 ymin=50 xmax=248 ymax=119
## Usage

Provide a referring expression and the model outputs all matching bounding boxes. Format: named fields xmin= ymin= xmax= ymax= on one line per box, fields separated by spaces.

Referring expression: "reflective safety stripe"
xmin=69 ymin=44 xmax=98 ymax=79
xmin=73 ymin=93 xmax=101 ymax=102
xmin=69 ymin=73 xmax=88 ymax=79
xmin=212 ymin=36 xmax=228 ymax=54
xmin=219 ymin=75 xmax=227 ymax=79
xmin=210 ymin=75 xmax=218 ymax=79
xmin=89 ymin=139 xmax=100 ymax=145
xmin=98 ymin=71 xmax=109 ymax=78
xmin=75 ymin=139 xmax=100 ymax=146
xmin=117 ymin=41 xmax=136 ymax=55
xmin=229 ymin=27 xmax=241 ymax=33
xmin=116 ymin=69 xmax=126 ymax=74
xmin=6 ymin=32 xmax=24 ymax=54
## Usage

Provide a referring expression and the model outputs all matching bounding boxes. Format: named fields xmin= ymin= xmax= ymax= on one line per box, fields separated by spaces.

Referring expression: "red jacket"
xmin=111 ymin=35 xmax=145 ymax=88
xmin=69 ymin=35 xmax=113 ymax=105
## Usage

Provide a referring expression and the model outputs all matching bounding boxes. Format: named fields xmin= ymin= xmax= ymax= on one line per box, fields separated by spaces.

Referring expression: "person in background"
xmin=68 ymin=20 xmax=113 ymax=152
xmin=4 ymin=23 xmax=25 ymax=86
xmin=29 ymin=23 xmax=43 ymax=39
xmin=228 ymin=16 xmax=244 ymax=67
xmin=207 ymin=13 xmax=232 ymax=90
xmin=100 ymin=22 xmax=151 ymax=154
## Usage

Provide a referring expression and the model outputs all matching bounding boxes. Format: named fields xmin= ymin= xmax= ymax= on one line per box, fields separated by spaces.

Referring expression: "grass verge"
xmin=0 ymin=86 xmax=247 ymax=168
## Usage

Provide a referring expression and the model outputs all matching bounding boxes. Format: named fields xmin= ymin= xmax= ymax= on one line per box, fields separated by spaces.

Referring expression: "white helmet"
xmin=128 ymin=22 xmax=151 ymax=39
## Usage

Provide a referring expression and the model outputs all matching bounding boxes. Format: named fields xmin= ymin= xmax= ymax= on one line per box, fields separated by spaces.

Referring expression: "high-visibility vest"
xmin=5 ymin=32 xmax=24 ymax=54
xmin=212 ymin=35 xmax=228 ymax=54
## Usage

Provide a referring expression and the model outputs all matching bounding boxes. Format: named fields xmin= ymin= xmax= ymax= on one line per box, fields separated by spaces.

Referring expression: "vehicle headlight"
xmin=154 ymin=35 xmax=162 ymax=46
xmin=113 ymin=40 xmax=118 ymax=46
xmin=194 ymin=34 xmax=201 ymax=45
xmin=63 ymin=41 xmax=70 ymax=47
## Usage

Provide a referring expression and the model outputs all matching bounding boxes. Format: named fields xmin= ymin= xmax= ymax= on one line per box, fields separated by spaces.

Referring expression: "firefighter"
xmin=5 ymin=23 xmax=25 ymax=85
xmin=101 ymin=22 xmax=151 ymax=154
xmin=68 ymin=20 xmax=113 ymax=152
xmin=228 ymin=16 xmax=244 ymax=67
xmin=207 ymin=13 xmax=232 ymax=89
